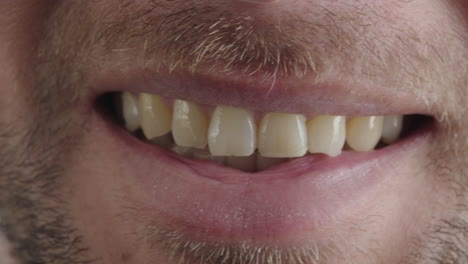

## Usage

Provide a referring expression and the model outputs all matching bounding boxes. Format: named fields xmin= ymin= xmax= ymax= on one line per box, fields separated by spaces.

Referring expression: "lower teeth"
xmin=143 ymin=132 xmax=289 ymax=172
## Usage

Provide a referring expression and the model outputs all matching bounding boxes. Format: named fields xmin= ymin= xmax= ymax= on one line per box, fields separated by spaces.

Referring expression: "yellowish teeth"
xmin=208 ymin=106 xmax=257 ymax=157
xmin=118 ymin=92 xmax=410 ymax=171
xmin=346 ymin=116 xmax=384 ymax=152
xmin=307 ymin=115 xmax=346 ymax=157
xmin=382 ymin=115 xmax=403 ymax=144
xmin=258 ymin=113 xmax=308 ymax=158
xmin=139 ymin=93 xmax=172 ymax=139
xmin=172 ymin=100 xmax=209 ymax=149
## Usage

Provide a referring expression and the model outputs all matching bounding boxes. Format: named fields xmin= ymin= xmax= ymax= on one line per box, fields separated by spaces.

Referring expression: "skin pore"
xmin=0 ymin=0 xmax=467 ymax=263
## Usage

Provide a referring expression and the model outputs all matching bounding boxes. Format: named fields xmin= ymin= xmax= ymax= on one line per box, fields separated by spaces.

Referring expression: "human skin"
xmin=0 ymin=0 xmax=467 ymax=263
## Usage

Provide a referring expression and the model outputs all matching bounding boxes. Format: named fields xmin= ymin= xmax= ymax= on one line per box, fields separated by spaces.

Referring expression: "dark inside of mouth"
xmin=98 ymin=93 xmax=123 ymax=125
xmin=97 ymin=92 xmax=434 ymax=171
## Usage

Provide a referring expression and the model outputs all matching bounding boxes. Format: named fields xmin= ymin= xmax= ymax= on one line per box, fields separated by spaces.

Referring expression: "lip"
xmin=95 ymin=97 xmax=433 ymax=244
xmin=121 ymin=120 xmax=432 ymax=185
xmin=84 ymin=66 xmax=436 ymax=245
xmin=87 ymin=68 xmax=432 ymax=117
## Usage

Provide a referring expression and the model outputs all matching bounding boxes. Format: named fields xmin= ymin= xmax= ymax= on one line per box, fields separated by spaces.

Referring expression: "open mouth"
xmin=86 ymin=69 xmax=436 ymax=245
xmin=99 ymin=91 xmax=433 ymax=174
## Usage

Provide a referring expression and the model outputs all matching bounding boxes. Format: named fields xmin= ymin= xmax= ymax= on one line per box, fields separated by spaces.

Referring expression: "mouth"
xmin=101 ymin=91 xmax=432 ymax=175
xmin=91 ymin=70 xmax=434 ymax=244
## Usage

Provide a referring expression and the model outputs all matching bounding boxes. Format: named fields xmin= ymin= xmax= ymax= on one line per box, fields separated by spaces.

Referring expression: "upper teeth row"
xmin=121 ymin=92 xmax=403 ymax=158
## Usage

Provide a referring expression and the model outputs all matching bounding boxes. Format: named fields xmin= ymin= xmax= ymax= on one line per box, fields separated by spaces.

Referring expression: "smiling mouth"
xmin=86 ymin=67 xmax=437 ymax=246
xmin=98 ymin=89 xmax=433 ymax=174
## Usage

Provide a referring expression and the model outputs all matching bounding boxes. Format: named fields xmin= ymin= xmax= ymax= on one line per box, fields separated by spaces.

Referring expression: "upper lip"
xmin=86 ymin=62 xmax=436 ymax=244
xmin=88 ymin=67 xmax=433 ymax=117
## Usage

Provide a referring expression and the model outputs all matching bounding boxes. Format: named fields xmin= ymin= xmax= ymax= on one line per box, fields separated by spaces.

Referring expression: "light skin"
xmin=0 ymin=1 xmax=467 ymax=264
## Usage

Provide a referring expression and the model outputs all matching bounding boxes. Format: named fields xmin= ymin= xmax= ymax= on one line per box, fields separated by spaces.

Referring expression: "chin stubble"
xmin=0 ymin=97 xmax=94 ymax=263
xmin=0 ymin=5 xmax=94 ymax=262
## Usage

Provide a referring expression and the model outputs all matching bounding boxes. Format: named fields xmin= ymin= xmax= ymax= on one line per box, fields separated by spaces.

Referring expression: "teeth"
xmin=258 ymin=113 xmax=308 ymax=158
xmin=307 ymin=116 xmax=346 ymax=157
xmin=346 ymin=116 xmax=383 ymax=152
xmin=226 ymin=156 xmax=257 ymax=172
xmin=171 ymin=145 xmax=194 ymax=158
xmin=193 ymin=149 xmax=226 ymax=165
xmin=208 ymin=106 xmax=257 ymax=157
xmin=123 ymin=93 xmax=407 ymax=171
xmin=139 ymin=93 xmax=173 ymax=139
xmin=172 ymin=100 xmax=209 ymax=149
xmin=382 ymin=115 xmax=403 ymax=144
xmin=121 ymin=92 xmax=140 ymax=132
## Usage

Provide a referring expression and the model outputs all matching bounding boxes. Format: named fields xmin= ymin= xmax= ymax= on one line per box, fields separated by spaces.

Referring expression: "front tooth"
xmin=139 ymin=93 xmax=173 ymax=139
xmin=382 ymin=115 xmax=403 ymax=144
xmin=121 ymin=92 xmax=140 ymax=132
xmin=346 ymin=116 xmax=383 ymax=152
xmin=307 ymin=116 xmax=346 ymax=157
xmin=172 ymin=100 xmax=209 ymax=149
xmin=226 ymin=156 xmax=256 ymax=172
xmin=208 ymin=106 xmax=256 ymax=157
xmin=258 ymin=113 xmax=308 ymax=158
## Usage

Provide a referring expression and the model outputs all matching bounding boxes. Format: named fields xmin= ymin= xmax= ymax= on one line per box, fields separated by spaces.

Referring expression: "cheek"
xmin=0 ymin=1 xmax=56 ymax=129
xmin=66 ymin=130 xmax=169 ymax=263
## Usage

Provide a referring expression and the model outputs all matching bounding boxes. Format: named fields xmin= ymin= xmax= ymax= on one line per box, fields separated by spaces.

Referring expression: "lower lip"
xmin=101 ymin=111 xmax=431 ymax=244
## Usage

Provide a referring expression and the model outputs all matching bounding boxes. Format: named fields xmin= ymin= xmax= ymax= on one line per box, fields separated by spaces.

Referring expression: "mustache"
xmin=84 ymin=0 xmax=425 ymax=80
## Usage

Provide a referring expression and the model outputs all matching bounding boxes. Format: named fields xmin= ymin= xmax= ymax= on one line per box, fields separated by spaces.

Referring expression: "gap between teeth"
xmin=120 ymin=92 xmax=404 ymax=171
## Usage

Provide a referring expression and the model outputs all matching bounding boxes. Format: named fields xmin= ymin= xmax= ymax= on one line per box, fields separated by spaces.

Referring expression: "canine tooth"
xmin=258 ymin=113 xmax=308 ymax=158
xmin=226 ymin=156 xmax=256 ymax=172
xmin=192 ymin=149 xmax=225 ymax=165
xmin=382 ymin=115 xmax=403 ymax=144
xmin=172 ymin=100 xmax=209 ymax=149
xmin=256 ymin=156 xmax=289 ymax=170
xmin=346 ymin=116 xmax=383 ymax=152
xmin=121 ymin=92 xmax=140 ymax=132
xmin=307 ymin=116 xmax=346 ymax=157
xmin=208 ymin=106 xmax=256 ymax=157
xmin=139 ymin=93 xmax=172 ymax=139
